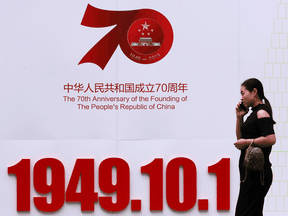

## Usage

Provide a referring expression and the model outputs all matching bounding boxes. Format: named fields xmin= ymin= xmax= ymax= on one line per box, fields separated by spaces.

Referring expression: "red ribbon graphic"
xmin=79 ymin=4 xmax=173 ymax=70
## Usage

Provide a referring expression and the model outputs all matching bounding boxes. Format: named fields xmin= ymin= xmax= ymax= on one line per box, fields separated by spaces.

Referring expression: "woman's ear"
xmin=252 ymin=88 xmax=258 ymax=96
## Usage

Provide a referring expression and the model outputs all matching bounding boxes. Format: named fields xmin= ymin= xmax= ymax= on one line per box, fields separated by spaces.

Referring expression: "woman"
xmin=234 ymin=78 xmax=276 ymax=216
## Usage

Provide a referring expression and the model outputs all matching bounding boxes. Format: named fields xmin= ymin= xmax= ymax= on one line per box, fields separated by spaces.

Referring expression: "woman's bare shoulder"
xmin=257 ymin=109 xmax=270 ymax=119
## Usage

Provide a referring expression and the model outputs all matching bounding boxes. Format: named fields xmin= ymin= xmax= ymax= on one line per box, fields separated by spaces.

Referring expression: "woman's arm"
xmin=234 ymin=109 xmax=276 ymax=150
xmin=236 ymin=116 xmax=243 ymax=140
xmin=253 ymin=134 xmax=276 ymax=147
xmin=234 ymin=135 xmax=276 ymax=150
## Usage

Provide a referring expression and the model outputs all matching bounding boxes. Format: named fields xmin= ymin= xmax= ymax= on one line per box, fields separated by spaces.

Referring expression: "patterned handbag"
xmin=242 ymin=139 xmax=265 ymax=185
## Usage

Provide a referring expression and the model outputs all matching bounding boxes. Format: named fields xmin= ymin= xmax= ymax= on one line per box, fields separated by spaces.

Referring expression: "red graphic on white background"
xmin=79 ymin=5 xmax=173 ymax=69
xmin=128 ymin=18 xmax=164 ymax=55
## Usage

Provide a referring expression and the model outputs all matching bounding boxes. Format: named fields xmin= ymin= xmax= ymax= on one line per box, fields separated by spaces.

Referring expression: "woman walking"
xmin=234 ymin=78 xmax=276 ymax=216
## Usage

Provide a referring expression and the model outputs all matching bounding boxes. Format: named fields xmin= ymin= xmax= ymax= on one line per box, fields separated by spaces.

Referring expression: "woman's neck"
xmin=252 ymin=99 xmax=263 ymax=107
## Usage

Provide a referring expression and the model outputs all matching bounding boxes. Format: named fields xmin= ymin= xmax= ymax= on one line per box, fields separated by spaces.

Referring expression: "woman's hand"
xmin=236 ymin=101 xmax=248 ymax=118
xmin=234 ymin=139 xmax=252 ymax=150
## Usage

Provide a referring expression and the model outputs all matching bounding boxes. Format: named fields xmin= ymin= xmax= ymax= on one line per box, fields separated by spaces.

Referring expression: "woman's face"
xmin=240 ymin=85 xmax=255 ymax=108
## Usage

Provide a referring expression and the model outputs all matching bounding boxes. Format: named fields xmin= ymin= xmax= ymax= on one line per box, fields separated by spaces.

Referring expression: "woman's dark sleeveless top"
xmin=239 ymin=104 xmax=276 ymax=179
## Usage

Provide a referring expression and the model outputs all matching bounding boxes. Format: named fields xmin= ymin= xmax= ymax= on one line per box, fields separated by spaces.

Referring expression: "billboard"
xmin=0 ymin=0 xmax=287 ymax=215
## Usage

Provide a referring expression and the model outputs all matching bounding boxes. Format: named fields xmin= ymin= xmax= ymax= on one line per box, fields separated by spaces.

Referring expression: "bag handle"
xmin=248 ymin=139 xmax=255 ymax=148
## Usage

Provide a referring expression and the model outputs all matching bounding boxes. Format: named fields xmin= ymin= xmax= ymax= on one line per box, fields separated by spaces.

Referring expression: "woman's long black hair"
xmin=241 ymin=78 xmax=274 ymax=120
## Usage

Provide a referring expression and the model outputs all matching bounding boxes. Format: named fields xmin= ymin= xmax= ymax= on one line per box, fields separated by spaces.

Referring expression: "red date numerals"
xmin=141 ymin=158 xmax=163 ymax=210
xmin=208 ymin=158 xmax=230 ymax=210
xmin=66 ymin=159 xmax=98 ymax=211
xmin=99 ymin=158 xmax=130 ymax=211
xmin=141 ymin=158 xmax=230 ymax=211
xmin=8 ymin=157 xmax=230 ymax=212
xmin=166 ymin=158 xmax=197 ymax=211
xmin=7 ymin=159 xmax=30 ymax=211
xmin=33 ymin=158 xmax=65 ymax=212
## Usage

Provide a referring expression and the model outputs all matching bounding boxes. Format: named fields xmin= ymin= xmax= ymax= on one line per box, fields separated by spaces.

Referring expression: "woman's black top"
xmin=239 ymin=104 xmax=276 ymax=180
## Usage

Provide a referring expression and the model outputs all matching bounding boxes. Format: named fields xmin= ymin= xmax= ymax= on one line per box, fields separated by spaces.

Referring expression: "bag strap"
xmin=249 ymin=139 xmax=255 ymax=147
